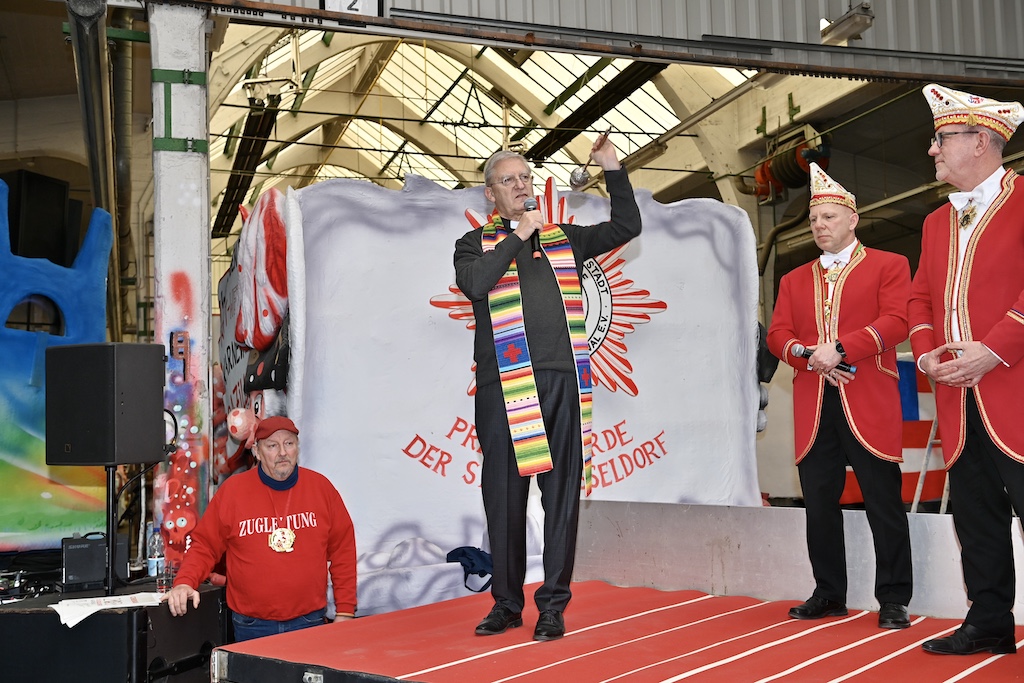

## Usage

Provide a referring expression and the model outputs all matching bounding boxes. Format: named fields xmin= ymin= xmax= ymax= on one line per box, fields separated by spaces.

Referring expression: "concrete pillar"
xmin=148 ymin=2 xmax=212 ymax=563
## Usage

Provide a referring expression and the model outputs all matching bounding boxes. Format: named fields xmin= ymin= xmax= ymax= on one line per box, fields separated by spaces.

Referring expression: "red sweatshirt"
xmin=174 ymin=466 xmax=357 ymax=620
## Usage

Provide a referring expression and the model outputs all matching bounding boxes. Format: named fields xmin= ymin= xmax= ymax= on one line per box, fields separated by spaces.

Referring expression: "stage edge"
xmin=575 ymin=500 xmax=1024 ymax=624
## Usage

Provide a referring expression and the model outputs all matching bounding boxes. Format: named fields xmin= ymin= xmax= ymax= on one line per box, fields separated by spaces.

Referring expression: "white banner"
xmin=288 ymin=175 xmax=761 ymax=613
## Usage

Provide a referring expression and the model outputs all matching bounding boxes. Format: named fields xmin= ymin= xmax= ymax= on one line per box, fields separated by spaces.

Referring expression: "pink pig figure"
xmin=213 ymin=393 xmax=264 ymax=480
xmin=227 ymin=405 xmax=259 ymax=449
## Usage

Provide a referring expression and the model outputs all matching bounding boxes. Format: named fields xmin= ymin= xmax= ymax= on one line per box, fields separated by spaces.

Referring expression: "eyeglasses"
xmin=490 ymin=172 xmax=533 ymax=187
xmin=931 ymin=130 xmax=980 ymax=148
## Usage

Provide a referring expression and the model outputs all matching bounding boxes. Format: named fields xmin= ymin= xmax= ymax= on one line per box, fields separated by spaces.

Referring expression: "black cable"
xmin=164 ymin=407 xmax=179 ymax=454
xmin=116 ymin=461 xmax=160 ymax=501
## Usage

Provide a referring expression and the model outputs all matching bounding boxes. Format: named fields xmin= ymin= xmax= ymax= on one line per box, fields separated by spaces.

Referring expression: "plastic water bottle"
xmin=147 ymin=527 xmax=165 ymax=577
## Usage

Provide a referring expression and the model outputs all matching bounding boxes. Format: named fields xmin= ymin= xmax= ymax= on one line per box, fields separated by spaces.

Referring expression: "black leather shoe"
xmin=533 ymin=610 xmax=565 ymax=641
xmin=878 ymin=602 xmax=910 ymax=629
xmin=922 ymin=624 xmax=1017 ymax=655
xmin=475 ymin=605 xmax=523 ymax=635
xmin=788 ymin=596 xmax=848 ymax=620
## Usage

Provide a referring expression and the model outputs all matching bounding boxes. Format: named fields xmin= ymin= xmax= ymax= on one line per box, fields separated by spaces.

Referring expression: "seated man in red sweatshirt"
xmin=164 ymin=416 xmax=357 ymax=641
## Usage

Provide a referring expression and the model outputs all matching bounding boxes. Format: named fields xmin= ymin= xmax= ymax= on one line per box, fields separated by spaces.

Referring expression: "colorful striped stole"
xmin=481 ymin=210 xmax=595 ymax=495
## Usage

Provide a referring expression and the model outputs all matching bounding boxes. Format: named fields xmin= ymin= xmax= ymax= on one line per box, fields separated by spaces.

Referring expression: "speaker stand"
xmin=105 ymin=464 xmax=117 ymax=596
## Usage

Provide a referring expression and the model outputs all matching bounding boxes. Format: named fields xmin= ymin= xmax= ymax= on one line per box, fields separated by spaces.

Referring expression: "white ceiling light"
xmin=820 ymin=3 xmax=875 ymax=47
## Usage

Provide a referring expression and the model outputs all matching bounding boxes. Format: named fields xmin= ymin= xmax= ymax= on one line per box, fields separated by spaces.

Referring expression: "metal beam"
xmin=212 ymin=95 xmax=280 ymax=238
xmin=526 ymin=61 xmax=667 ymax=162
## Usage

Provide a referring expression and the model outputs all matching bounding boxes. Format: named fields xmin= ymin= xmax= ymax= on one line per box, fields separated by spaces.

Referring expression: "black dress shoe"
xmin=533 ymin=610 xmax=565 ymax=641
xmin=475 ymin=605 xmax=523 ymax=635
xmin=788 ymin=596 xmax=848 ymax=620
xmin=922 ymin=624 xmax=1017 ymax=655
xmin=878 ymin=602 xmax=910 ymax=629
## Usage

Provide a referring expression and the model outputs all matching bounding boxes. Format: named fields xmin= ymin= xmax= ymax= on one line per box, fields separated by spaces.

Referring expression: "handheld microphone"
xmin=791 ymin=343 xmax=857 ymax=374
xmin=523 ymin=198 xmax=542 ymax=259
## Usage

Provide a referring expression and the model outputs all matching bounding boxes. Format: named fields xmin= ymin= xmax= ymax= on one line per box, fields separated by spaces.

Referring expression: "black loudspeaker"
xmin=46 ymin=343 xmax=167 ymax=466
xmin=0 ymin=169 xmax=77 ymax=267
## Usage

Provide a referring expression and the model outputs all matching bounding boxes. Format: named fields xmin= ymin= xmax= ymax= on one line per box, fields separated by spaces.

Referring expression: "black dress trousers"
xmin=476 ymin=369 xmax=583 ymax=614
xmin=797 ymin=384 xmax=913 ymax=606
xmin=948 ymin=390 xmax=1024 ymax=637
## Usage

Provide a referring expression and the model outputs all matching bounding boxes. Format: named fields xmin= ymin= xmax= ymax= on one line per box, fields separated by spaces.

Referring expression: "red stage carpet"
xmin=216 ymin=581 xmax=1024 ymax=682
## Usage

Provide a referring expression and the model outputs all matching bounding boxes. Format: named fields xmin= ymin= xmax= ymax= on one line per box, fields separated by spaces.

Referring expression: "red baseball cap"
xmin=254 ymin=416 xmax=299 ymax=440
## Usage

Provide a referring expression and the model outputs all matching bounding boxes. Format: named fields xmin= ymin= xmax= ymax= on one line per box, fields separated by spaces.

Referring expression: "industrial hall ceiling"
xmin=2 ymin=1 xmax=1024 ymax=320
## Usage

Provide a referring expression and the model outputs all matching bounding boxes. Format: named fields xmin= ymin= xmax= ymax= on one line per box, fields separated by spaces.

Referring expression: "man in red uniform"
xmin=768 ymin=163 xmax=913 ymax=630
xmin=911 ymin=84 xmax=1024 ymax=656
xmin=164 ymin=416 xmax=357 ymax=641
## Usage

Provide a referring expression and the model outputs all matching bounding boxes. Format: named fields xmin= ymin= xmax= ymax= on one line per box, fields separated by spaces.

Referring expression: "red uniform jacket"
xmin=768 ymin=245 xmax=910 ymax=463
xmin=908 ymin=169 xmax=1024 ymax=466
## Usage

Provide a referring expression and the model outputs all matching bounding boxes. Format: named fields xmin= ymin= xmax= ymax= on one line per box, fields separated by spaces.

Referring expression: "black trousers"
xmin=476 ymin=369 xmax=583 ymax=614
xmin=949 ymin=390 xmax=1024 ymax=636
xmin=797 ymin=385 xmax=913 ymax=605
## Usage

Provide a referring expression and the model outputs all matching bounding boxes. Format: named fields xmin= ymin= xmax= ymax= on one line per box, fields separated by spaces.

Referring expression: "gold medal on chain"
xmin=959 ymin=202 xmax=977 ymax=230
xmin=266 ymin=484 xmax=296 ymax=552
xmin=824 ymin=262 xmax=843 ymax=284
xmin=269 ymin=527 xmax=296 ymax=553
xmin=822 ymin=262 xmax=843 ymax=320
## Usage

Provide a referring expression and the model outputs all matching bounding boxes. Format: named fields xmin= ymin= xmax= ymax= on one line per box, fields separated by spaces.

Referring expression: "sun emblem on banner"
xmin=430 ymin=177 xmax=667 ymax=397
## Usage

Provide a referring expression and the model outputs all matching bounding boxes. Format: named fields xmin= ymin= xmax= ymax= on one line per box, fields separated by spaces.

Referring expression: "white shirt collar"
xmin=819 ymin=240 xmax=859 ymax=269
xmin=948 ymin=166 xmax=1006 ymax=212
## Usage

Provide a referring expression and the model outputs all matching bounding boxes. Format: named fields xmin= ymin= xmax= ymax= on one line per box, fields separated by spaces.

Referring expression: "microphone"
xmin=791 ymin=343 xmax=857 ymax=374
xmin=523 ymin=198 xmax=541 ymax=259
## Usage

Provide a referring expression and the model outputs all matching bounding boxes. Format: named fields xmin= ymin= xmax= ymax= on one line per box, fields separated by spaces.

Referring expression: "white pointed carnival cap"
xmin=922 ymin=83 xmax=1024 ymax=142
xmin=808 ymin=162 xmax=856 ymax=211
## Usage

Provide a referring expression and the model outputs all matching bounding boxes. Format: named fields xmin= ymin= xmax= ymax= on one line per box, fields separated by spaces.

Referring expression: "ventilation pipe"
xmin=758 ymin=204 xmax=811 ymax=275
xmin=66 ymin=0 xmax=122 ymax=340
xmin=111 ymin=7 xmax=136 ymax=336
